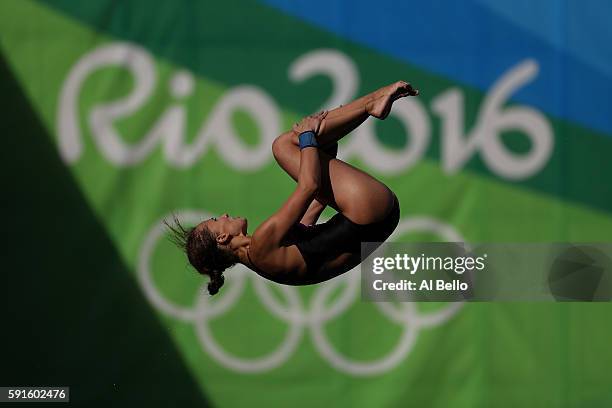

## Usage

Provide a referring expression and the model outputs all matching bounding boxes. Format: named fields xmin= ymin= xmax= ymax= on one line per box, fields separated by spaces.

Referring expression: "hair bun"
xmin=207 ymin=270 xmax=225 ymax=295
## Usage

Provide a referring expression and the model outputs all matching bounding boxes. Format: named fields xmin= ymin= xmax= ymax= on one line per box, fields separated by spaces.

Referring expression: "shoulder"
xmin=250 ymin=220 xmax=275 ymax=253
xmin=251 ymin=214 xmax=293 ymax=251
xmin=248 ymin=240 xmax=306 ymax=280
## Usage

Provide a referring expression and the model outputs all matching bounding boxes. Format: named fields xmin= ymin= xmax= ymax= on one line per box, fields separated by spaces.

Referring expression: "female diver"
xmin=167 ymin=81 xmax=419 ymax=294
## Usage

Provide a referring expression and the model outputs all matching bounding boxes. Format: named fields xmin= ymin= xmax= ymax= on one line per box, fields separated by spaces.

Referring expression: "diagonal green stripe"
xmin=0 ymin=51 xmax=211 ymax=407
xmin=35 ymin=0 xmax=612 ymax=215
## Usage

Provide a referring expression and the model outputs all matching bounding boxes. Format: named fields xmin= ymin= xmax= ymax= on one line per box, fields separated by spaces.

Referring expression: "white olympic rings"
xmin=137 ymin=209 xmax=464 ymax=376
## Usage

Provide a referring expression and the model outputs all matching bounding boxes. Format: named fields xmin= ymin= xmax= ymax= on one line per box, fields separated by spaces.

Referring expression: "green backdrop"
xmin=1 ymin=0 xmax=611 ymax=406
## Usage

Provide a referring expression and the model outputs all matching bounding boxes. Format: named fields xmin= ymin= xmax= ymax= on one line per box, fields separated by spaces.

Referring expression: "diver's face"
xmin=201 ymin=213 xmax=248 ymax=238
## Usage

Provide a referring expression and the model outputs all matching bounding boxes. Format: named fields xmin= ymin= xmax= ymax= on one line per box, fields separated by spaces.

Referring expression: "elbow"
xmin=298 ymin=178 xmax=320 ymax=197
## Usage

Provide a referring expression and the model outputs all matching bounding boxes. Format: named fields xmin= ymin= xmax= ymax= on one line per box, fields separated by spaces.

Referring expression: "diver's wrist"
xmin=298 ymin=131 xmax=319 ymax=150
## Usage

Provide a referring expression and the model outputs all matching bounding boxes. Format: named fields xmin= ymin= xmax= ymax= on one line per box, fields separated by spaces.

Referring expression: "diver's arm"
xmin=296 ymin=140 xmax=321 ymax=194
xmin=299 ymin=199 xmax=326 ymax=226
xmin=256 ymin=111 xmax=327 ymax=246
xmin=262 ymin=142 xmax=321 ymax=244
xmin=298 ymin=142 xmax=336 ymax=226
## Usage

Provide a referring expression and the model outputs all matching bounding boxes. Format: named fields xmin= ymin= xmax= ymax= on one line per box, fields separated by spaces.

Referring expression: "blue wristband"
xmin=298 ymin=131 xmax=319 ymax=150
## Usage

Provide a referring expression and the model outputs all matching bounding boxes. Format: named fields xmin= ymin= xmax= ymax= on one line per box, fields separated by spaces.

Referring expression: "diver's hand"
xmin=293 ymin=110 xmax=328 ymax=135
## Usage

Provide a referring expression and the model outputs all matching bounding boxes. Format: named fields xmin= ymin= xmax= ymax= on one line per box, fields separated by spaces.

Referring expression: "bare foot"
xmin=367 ymin=81 xmax=419 ymax=119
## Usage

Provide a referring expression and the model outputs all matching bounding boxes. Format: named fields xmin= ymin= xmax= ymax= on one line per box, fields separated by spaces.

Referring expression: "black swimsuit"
xmin=294 ymin=194 xmax=400 ymax=272
xmin=248 ymin=194 xmax=400 ymax=283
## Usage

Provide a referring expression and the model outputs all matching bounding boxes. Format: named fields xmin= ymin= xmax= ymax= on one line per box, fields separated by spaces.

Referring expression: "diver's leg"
xmin=315 ymin=80 xmax=418 ymax=146
xmin=271 ymin=81 xmax=417 ymax=223
xmin=273 ymin=80 xmax=416 ymax=180
xmin=272 ymin=131 xmax=395 ymax=225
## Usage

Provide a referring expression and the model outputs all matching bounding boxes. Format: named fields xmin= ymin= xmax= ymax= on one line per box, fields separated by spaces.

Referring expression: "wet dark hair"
xmin=164 ymin=215 xmax=237 ymax=295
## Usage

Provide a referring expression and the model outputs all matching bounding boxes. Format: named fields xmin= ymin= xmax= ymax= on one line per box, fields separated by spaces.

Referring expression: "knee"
xmin=271 ymin=135 xmax=284 ymax=162
xmin=272 ymin=131 xmax=296 ymax=161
